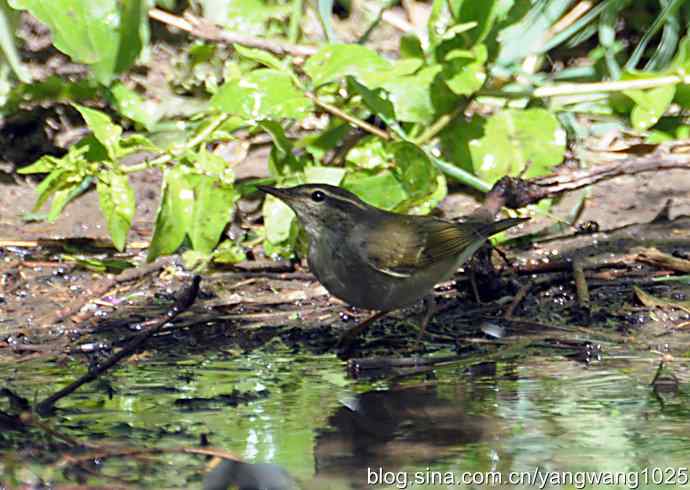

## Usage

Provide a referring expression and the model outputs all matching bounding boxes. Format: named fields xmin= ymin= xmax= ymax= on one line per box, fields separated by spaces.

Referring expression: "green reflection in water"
xmin=3 ymin=351 xmax=690 ymax=489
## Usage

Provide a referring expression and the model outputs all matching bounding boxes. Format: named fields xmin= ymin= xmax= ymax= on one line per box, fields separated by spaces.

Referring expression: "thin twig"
xmin=35 ymin=276 xmax=201 ymax=415
xmin=44 ymin=256 xmax=175 ymax=325
xmin=306 ymin=93 xmax=391 ymax=140
xmin=149 ymin=8 xmax=317 ymax=57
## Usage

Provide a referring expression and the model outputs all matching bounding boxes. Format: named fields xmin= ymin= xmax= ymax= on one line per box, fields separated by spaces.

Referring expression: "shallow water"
xmin=3 ymin=348 xmax=690 ymax=489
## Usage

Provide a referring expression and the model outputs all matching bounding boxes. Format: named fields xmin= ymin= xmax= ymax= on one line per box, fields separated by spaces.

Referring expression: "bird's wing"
xmin=364 ymin=217 xmax=526 ymax=278
xmin=364 ymin=218 xmax=482 ymax=278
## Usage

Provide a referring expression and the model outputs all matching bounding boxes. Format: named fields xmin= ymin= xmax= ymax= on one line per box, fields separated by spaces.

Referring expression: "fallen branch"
xmin=149 ymin=8 xmax=317 ymax=57
xmin=484 ymin=140 xmax=690 ymax=214
xmin=35 ymin=276 xmax=201 ymax=416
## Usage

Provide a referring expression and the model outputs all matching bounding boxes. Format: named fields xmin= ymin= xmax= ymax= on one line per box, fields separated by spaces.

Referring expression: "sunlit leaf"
xmin=147 ymin=167 xmax=195 ymax=261
xmin=445 ymin=109 xmax=566 ymax=185
xmin=189 ymin=175 xmax=236 ymax=254
xmin=73 ymin=104 xmax=122 ymax=159
xmin=304 ymin=44 xmax=391 ymax=87
xmin=624 ymin=85 xmax=676 ymax=130
xmin=211 ymin=69 xmax=313 ymax=120
xmin=97 ymin=173 xmax=136 ymax=251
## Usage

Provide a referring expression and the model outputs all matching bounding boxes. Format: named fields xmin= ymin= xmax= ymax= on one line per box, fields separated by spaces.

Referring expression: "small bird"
xmin=258 ymin=184 xmax=526 ymax=349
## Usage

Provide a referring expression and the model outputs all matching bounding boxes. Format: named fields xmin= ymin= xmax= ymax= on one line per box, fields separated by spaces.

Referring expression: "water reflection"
xmin=315 ymin=384 xmax=498 ymax=488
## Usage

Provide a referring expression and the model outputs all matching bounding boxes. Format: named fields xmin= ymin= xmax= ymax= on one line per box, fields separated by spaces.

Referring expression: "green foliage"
xmin=8 ymin=0 xmax=149 ymax=84
xmin=6 ymin=0 xmax=690 ymax=263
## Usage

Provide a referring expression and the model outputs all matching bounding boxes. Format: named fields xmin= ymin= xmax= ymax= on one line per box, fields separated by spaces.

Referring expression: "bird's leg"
xmin=336 ymin=310 xmax=388 ymax=350
xmin=415 ymin=294 xmax=436 ymax=344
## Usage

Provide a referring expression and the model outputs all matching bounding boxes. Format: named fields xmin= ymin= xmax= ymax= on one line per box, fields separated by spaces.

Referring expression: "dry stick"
xmin=306 ymin=93 xmax=391 ymax=140
xmin=35 ymin=276 xmax=201 ymax=416
xmin=572 ymin=260 xmax=590 ymax=307
xmin=484 ymin=143 xmax=690 ymax=214
xmin=148 ymin=8 xmax=317 ymax=57
xmin=45 ymin=256 xmax=175 ymax=325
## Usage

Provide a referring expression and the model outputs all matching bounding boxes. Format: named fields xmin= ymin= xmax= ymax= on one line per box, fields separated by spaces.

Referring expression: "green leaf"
xmin=97 ymin=173 xmax=136 ymax=251
xmin=189 ymin=175 xmax=236 ymax=254
xmin=623 ymin=85 xmax=676 ymax=130
xmin=108 ymin=82 xmax=159 ymax=131
xmin=73 ymin=104 xmax=122 ymax=159
xmin=261 ymin=120 xmax=304 ymax=177
xmin=0 ymin=0 xmax=30 ymax=82
xmin=304 ymin=44 xmax=391 ymax=87
xmin=382 ymin=64 xmax=457 ymax=124
xmin=16 ymin=155 xmax=61 ymax=174
xmin=211 ymin=69 xmax=313 ymax=120
xmin=400 ymin=34 xmax=424 ymax=59
xmin=391 ymin=141 xmax=435 ymax=201
xmin=200 ymin=0 xmax=289 ymax=36
xmin=346 ymin=136 xmax=391 ymax=170
xmin=115 ymin=0 xmax=149 ymax=75
xmin=343 ymin=170 xmax=407 ymax=210
xmin=441 ymin=44 xmax=487 ymax=96
xmin=448 ymin=109 xmax=566 ymax=185
xmin=263 ymin=194 xmax=295 ymax=243
xmin=346 ymin=76 xmax=396 ymax=126
xmin=147 ymin=167 xmax=195 ymax=261
xmin=212 ymin=240 xmax=247 ymax=264
xmin=8 ymin=0 xmax=145 ymax=84
xmin=304 ymin=165 xmax=345 ymax=186
xmin=233 ymin=44 xmax=286 ymax=71
xmin=448 ymin=0 xmax=499 ymax=46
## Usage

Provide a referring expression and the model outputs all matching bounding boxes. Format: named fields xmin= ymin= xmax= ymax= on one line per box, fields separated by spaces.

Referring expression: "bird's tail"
xmin=481 ymin=217 xmax=529 ymax=238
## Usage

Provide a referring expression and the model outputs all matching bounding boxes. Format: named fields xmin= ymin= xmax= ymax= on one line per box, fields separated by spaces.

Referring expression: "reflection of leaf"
xmin=211 ymin=69 xmax=313 ymax=120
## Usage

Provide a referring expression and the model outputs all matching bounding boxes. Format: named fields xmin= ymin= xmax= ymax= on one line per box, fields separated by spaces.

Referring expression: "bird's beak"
xmin=257 ymin=185 xmax=291 ymax=200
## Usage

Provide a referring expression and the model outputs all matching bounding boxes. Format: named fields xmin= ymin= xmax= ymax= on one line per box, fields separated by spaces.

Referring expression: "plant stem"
xmin=307 ymin=93 xmax=391 ymax=140
xmin=188 ymin=113 xmax=229 ymax=148
xmin=428 ymin=154 xmax=492 ymax=193
xmin=288 ymin=0 xmax=303 ymax=43
xmin=413 ymin=104 xmax=465 ymax=146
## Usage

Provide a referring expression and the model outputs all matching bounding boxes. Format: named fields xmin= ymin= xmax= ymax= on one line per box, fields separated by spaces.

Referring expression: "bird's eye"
xmin=311 ymin=191 xmax=326 ymax=202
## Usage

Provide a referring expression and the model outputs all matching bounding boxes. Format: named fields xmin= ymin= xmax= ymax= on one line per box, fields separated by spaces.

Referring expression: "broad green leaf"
xmin=212 ymin=239 xmax=247 ymax=264
xmin=451 ymin=109 xmax=566 ymax=185
xmin=391 ymin=141 xmax=435 ymax=201
xmin=343 ymin=170 xmax=407 ymax=210
xmin=259 ymin=120 xmax=304 ymax=178
xmin=233 ymin=44 xmax=286 ymax=71
xmin=346 ymin=136 xmax=390 ymax=170
xmin=304 ymin=166 xmax=345 ymax=186
xmin=439 ymin=115 xmax=484 ymax=174
xmin=8 ymin=0 xmax=145 ymax=84
xmin=441 ymin=44 xmax=487 ymax=96
xmin=73 ymin=104 xmax=122 ymax=159
xmin=382 ymin=64 xmax=457 ymax=124
xmin=108 ymin=82 xmax=159 ymax=131
xmin=304 ymin=44 xmax=391 ymax=87
xmin=200 ymin=0 xmax=289 ymax=36
xmin=263 ymin=194 xmax=295 ymax=243
xmin=623 ymin=85 xmax=676 ymax=130
xmin=97 ymin=173 xmax=136 ymax=251
xmin=346 ymin=76 xmax=396 ymax=127
xmin=0 ymin=0 xmax=30 ymax=82
xmin=189 ymin=175 xmax=236 ymax=254
xmin=400 ymin=34 xmax=424 ymax=59
xmin=211 ymin=69 xmax=313 ymax=120
xmin=147 ymin=167 xmax=195 ymax=261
